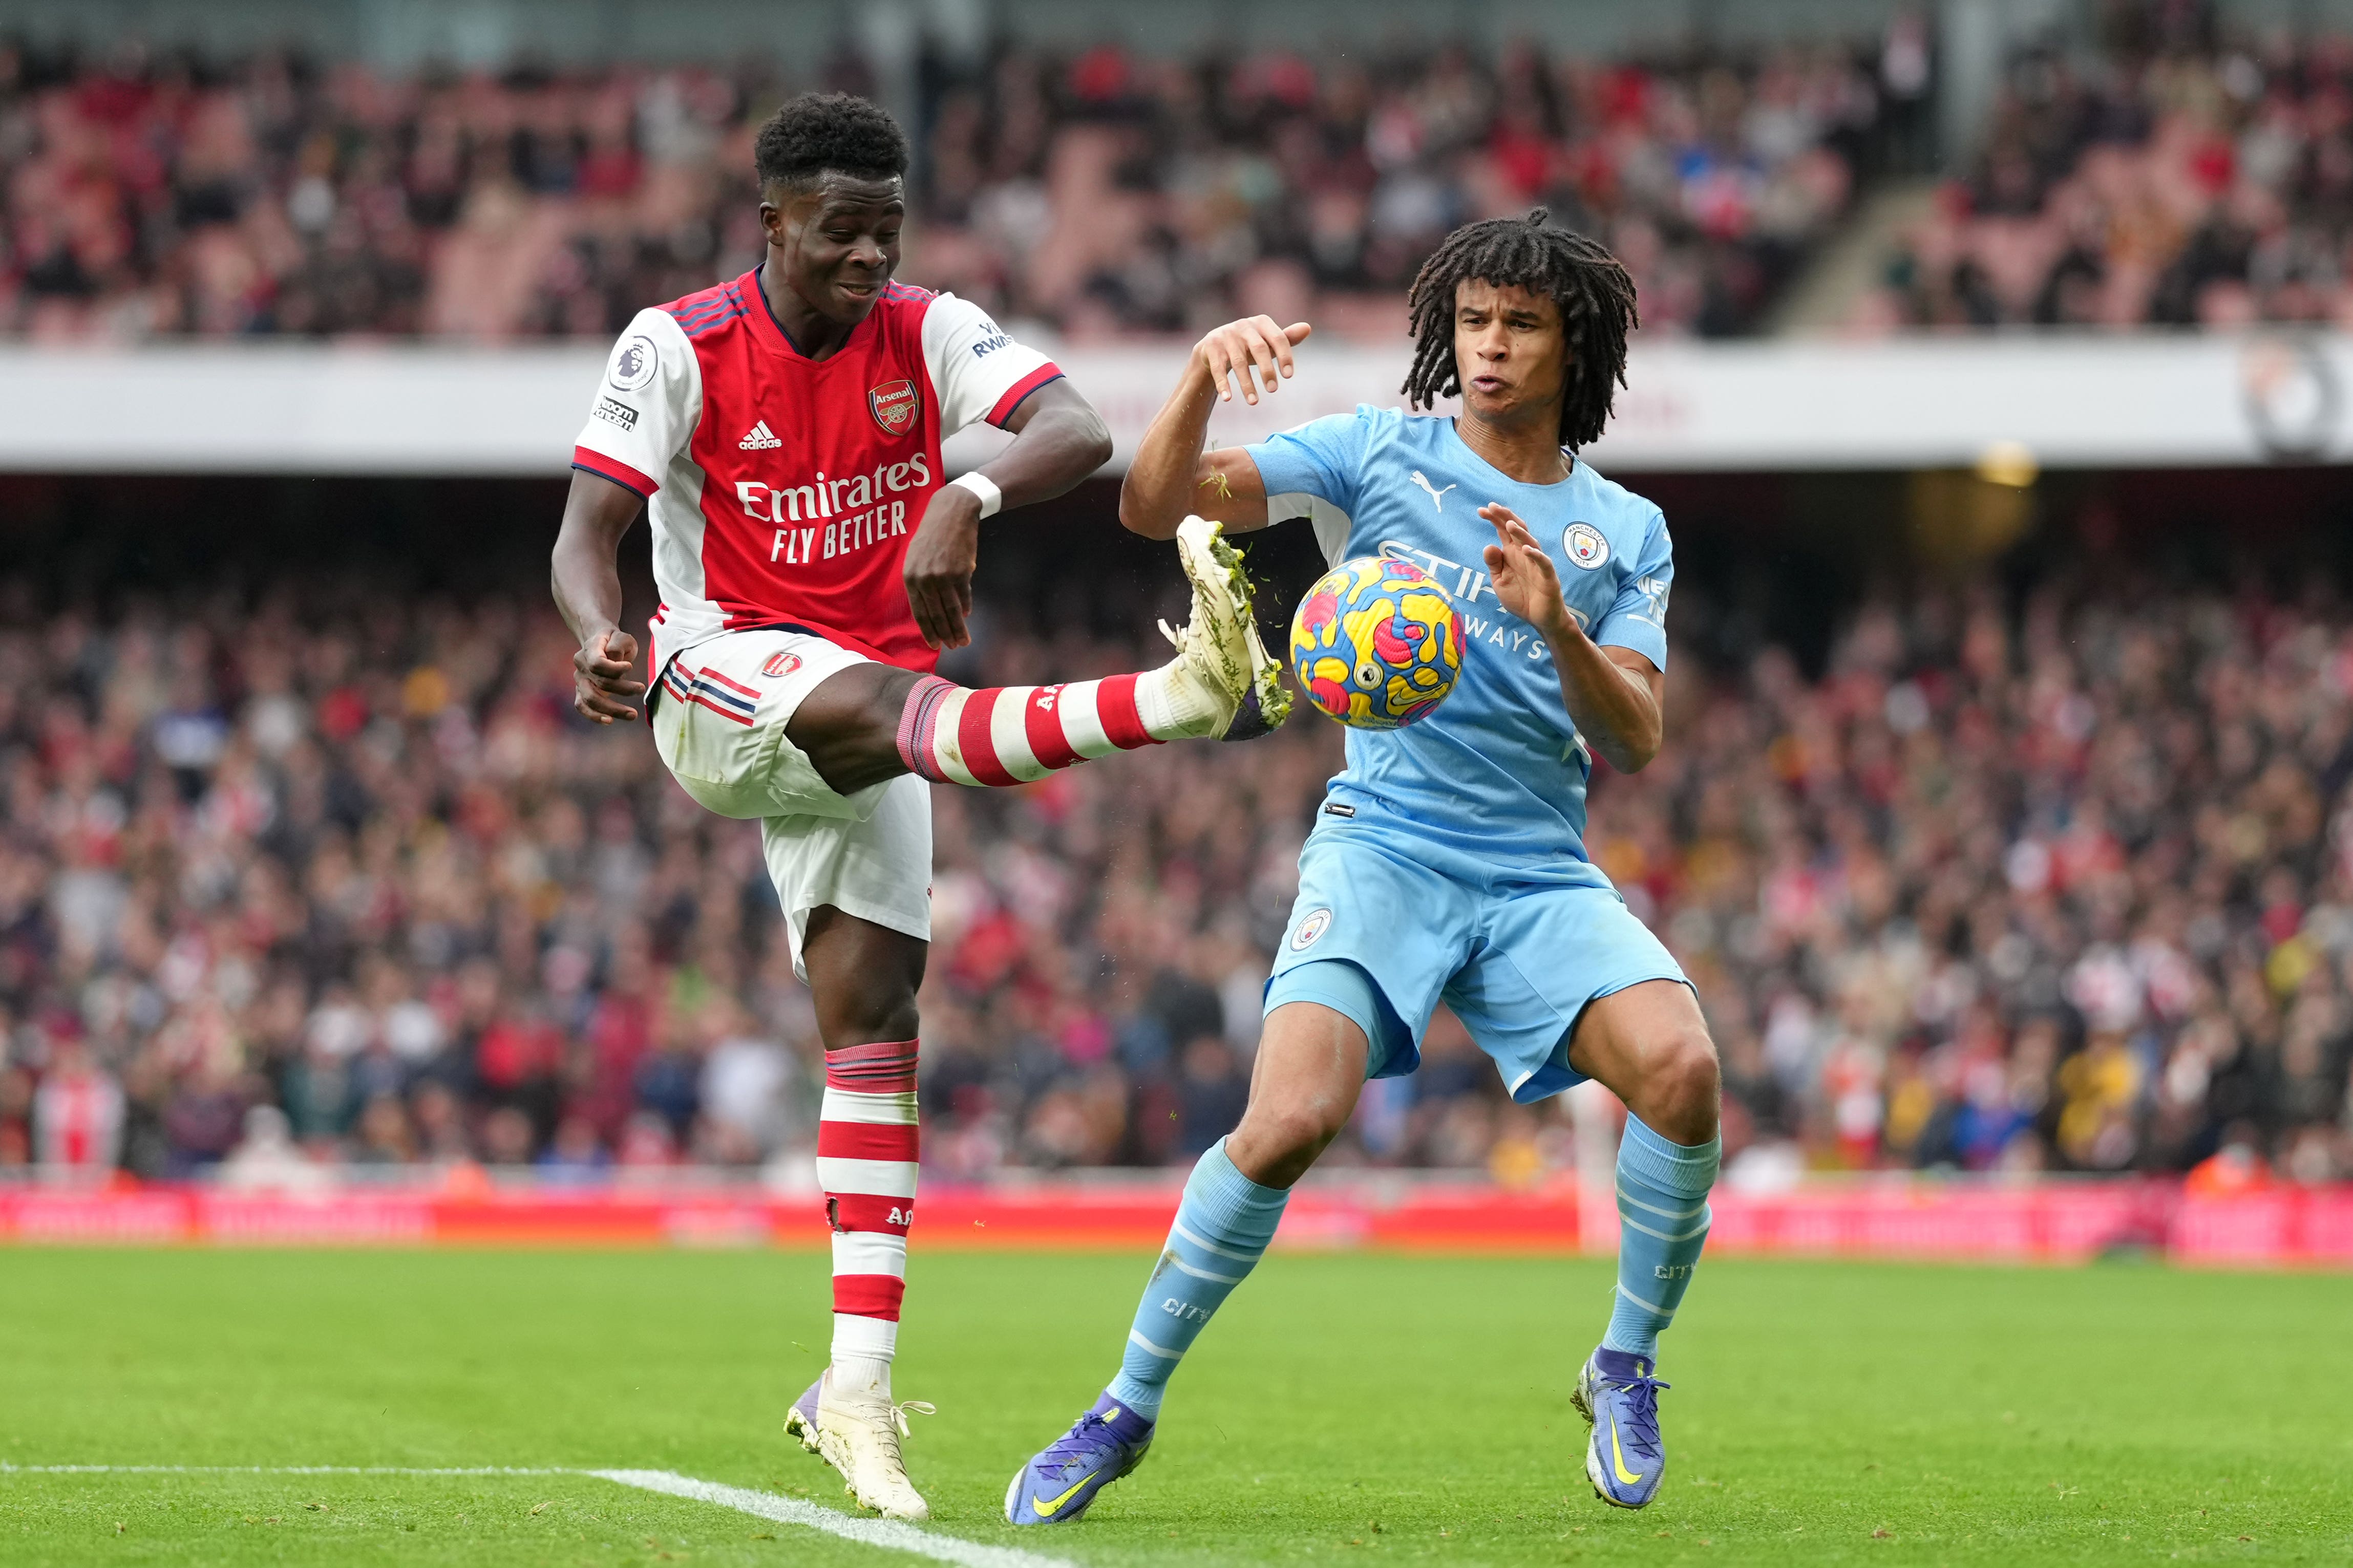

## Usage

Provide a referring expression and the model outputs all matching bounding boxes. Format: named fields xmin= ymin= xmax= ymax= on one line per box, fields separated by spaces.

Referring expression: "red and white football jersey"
xmin=33 ymin=1065 xmax=123 ymax=1169
xmin=571 ymin=267 xmax=1062 ymax=680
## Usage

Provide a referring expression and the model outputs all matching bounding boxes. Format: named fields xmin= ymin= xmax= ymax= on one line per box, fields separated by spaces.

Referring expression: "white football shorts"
xmin=650 ymin=627 xmax=930 ymax=978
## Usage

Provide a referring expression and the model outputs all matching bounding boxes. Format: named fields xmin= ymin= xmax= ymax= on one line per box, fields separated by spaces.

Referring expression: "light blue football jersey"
xmin=1245 ymin=404 xmax=1672 ymax=879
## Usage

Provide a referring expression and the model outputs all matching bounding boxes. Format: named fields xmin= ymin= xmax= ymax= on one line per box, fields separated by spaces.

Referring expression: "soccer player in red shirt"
xmin=550 ymin=94 xmax=1281 ymax=1519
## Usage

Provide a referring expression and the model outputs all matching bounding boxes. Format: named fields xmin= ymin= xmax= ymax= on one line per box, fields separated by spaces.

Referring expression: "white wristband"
xmin=948 ymin=470 xmax=1002 ymax=519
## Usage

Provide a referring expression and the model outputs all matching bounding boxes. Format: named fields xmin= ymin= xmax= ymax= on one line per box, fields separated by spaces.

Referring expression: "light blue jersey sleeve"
xmin=1591 ymin=508 xmax=1673 ymax=672
xmin=1243 ymin=406 xmax=1383 ymax=556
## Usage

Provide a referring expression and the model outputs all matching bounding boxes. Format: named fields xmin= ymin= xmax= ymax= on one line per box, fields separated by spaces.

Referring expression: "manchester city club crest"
xmin=1564 ymin=521 xmax=1610 ymax=570
xmin=1290 ymin=907 xmax=1333 ymax=951
xmin=869 ymin=379 xmax=918 ymax=437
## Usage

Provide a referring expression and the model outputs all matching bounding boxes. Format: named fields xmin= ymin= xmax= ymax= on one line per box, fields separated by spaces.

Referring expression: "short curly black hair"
xmin=1401 ymin=209 xmax=1638 ymax=451
xmin=753 ymin=92 xmax=909 ymax=192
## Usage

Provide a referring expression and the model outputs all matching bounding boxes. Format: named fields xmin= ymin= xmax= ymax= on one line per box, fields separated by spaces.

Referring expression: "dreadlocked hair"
xmin=1401 ymin=208 xmax=1638 ymax=451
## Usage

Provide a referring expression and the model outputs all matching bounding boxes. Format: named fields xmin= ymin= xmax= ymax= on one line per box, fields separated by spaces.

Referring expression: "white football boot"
xmin=785 ymin=1371 xmax=935 ymax=1520
xmin=1143 ymin=514 xmax=1289 ymax=740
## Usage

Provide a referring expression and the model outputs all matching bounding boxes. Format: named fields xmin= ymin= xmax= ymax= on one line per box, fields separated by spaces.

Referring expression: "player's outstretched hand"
xmin=906 ymin=485 xmax=981 ymax=650
xmin=573 ymin=628 xmax=644 ymax=724
xmin=1194 ymin=316 xmax=1311 ymax=405
xmin=1480 ymin=504 xmax=1575 ymax=643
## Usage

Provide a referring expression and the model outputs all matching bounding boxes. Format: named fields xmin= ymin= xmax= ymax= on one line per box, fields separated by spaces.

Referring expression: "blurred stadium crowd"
xmin=4 ymin=567 xmax=2349 ymax=1186
xmin=1866 ymin=30 xmax=2353 ymax=330
xmin=27 ymin=4 xmax=2353 ymax=342
xmin=0 ymin=28 xmax=1910 ymax=343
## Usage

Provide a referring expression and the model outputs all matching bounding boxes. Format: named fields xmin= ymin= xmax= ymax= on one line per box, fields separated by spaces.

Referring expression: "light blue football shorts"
xmin=1263 ymin=817 xmax=1690 ymax=1104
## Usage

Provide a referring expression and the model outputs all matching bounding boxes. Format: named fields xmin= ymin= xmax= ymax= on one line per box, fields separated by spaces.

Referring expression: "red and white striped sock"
xmin=895 ymin=671 xmax=1190 ymax=786
xmin=816 ymin=1039 xmax=919 ymax=1400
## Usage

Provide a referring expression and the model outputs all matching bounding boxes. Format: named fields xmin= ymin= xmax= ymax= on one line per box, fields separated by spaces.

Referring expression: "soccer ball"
xmin=1288 ymin=555 xmax=1463 ymax=728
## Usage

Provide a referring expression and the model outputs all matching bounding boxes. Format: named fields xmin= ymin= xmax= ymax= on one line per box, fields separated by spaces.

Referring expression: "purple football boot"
xmin=1003 ymin=1393 xmax=1155 ymax=1524
xmin=1572 ymin=1348 xmax=1671 ymax=1509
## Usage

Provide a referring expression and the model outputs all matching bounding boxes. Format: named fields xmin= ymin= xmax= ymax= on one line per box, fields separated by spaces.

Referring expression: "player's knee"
xmin=860 ymin=665 xmax=923 ymax=730
xmin=789 ymin=664 xmax=923 ymax=796
xmin=1234 ymin=1100 xmax=1347 ymax=1176
xmin=1280 ymin=1102 xmax=1352 ymax=1156
xmin=1647 ymin=1025 xmax=1721 ymax=1144
xmin=815 ymin=982 xmax=919 ymax=1051
xmin=801 ymin=909 xmax=926 ymax=1050
xmin=803 ymin=944 xmax=921 ymax=1048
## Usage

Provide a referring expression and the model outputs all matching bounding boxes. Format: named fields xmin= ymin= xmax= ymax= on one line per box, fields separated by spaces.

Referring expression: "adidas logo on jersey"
xmin=738 ymin=420 xmax=781 ymax=450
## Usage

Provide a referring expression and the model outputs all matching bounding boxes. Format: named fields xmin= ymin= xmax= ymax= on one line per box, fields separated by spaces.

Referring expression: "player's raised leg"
xmin=1005 ymin=998 xmax=1366 ymax=1524
xmin=783 ymin=906 xmax=936 ymax=1519
xmin=1563 ymin=980 xmax=1721 ymax=1510
xmin=789 ymin=514 xmax=1281 ymax=799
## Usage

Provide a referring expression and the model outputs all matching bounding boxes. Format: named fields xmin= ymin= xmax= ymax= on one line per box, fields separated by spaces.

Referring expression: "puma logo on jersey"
xmin=1408 ymin=470 xmax=1456 ymax=510
xmin=738 ymin=420 xmax=781 ymax=450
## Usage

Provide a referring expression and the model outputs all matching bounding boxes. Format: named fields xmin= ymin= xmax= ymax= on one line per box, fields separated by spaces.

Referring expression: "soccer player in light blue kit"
xmin=1006 ymin=212 xmax=1721 ymax=1520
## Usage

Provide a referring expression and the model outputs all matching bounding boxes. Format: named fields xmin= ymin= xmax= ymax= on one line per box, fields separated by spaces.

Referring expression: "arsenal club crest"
xmin=869 ymin=379 xmax=918 ymax=437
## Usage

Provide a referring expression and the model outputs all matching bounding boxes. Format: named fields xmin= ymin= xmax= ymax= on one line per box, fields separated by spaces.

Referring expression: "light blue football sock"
xmin=1602 ymin=1114 xmax=1721 ymax=1361
xmin=1105 ymin=1137 xmax=1288 ymax=1420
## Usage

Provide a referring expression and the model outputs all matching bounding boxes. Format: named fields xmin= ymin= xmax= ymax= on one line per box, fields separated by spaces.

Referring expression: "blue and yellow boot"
xmin=1004 ymin=1394 xmax=1155 ymax=1524
xmin=1572 ymin=1348 xmax=1670 ymax=1509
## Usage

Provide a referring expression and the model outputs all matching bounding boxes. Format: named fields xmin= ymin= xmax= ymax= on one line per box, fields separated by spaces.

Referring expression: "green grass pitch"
xmin=1 ymin=1247 xmax=2347 ymax=1565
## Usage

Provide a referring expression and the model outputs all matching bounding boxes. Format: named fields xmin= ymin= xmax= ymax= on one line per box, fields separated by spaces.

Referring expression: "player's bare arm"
xmin=904 ymin=377 xmax=1111 ymax=651
xmin=1119 ymin=315 xmax=1310 ymax=540
xmin=1480 ymin=501 xmax=1663 ymax=772
xmin=551 ymin=469 xmax=648 ymax=724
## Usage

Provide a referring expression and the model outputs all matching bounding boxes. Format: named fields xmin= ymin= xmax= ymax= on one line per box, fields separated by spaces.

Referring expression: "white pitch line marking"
xmin=596 ymin=1468 xmax=1074 ymax=1568
xmin=0 ymin=1464 xmax=1079 ymax=1568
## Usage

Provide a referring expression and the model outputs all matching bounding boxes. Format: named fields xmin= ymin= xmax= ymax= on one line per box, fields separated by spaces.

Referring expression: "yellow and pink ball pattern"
xmin=1288 ymin=555 xmax=1464 ymax=729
